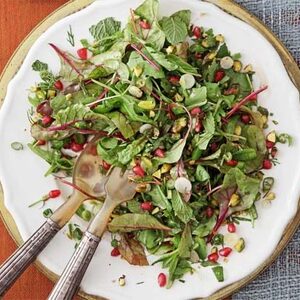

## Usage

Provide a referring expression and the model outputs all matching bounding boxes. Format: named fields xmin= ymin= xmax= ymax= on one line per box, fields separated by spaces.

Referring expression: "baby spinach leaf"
xmin=135 ymin=0 xmax=159 ymax=22
xmin=108 ymin=213 xmax=170 ymax=232
xmin=148 ymin=185 xmax=172 ymax=211
xmin=171 ymin=190 xmax=193 ymax=224
xmin=89 ymin=17 xmax=121 ymax=41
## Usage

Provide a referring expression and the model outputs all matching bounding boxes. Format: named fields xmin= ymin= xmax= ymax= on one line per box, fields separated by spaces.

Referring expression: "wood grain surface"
xmin=0 ymin=2 xmax=73 ymax=299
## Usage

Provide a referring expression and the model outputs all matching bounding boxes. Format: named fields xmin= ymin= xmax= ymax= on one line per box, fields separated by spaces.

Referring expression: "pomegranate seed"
xmin=154 ymin=148 xmax=165 ymax=158
xmin=36 ymin=140 xmax=46 ymax=146
xmin=192 ymin=26 xmax=202 ymax=39
xmin=195 ymin=53 xmax=202 ymax=59
xmin=102 ymin=160 xmax=111 ymax=171
xmin=263 ymin=159 xmax=272 ymax=169
xmin=168 ymin=75 xmax=180 ymax=85
xmin=266 ymin=140 xmax=275 ymax=149
xmin=48 ymin=189 xmax=61 ymax=198
xmin=205 ymin=207 xmax=214 ymax=218
xmin=54 ymin=80 xmax=63 ymax=91
xmin=70 ymin=142 xmax=84 ymax=152
xmin=224 ymin=87 xmax=238 ymax=95
xmin=271 ymin=147 xmax=277 ymax=158
xmin=208 ymin=252 xmax=219 ymax=263
xmin=219 ymin=247 xmax=232 ymax=257
xmin=37 ymin=101 xmax=53 ymax=116
xmin=190 ymin=107 xmax=201 ymax=116
xmin=111 ymin=247 xmax=120 ymax=257
xmin=141 ymin=201 xmax=153 ymax=211
xmin=157 ymin=273 xmax=167 ymax=287
xmin=195 ymin=120 xmax=202 ymax=133
xmin=77 ymin=48 xmax=88 ymax=60
xmin=139 ymin=20 xmax=151 ymax=29
xmin=210 ymin=142 xmax=218 ymax=152
xmin=214 ymin=70 xmax=225 ymax=82
xmin=41 ymin=115 xmax=53 ymax=126
xmin=241 ymin=114 xmax=251 ymax=124
xmin=226 ymin=159 xmax=238 ymax=167
xmin=227 ymin=223 xmax=236 ymax=233
xmin=132 ymin=164 xmax=145 ymax=177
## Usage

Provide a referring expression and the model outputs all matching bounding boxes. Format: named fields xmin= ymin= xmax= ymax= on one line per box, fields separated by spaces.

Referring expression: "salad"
xmin=24 ymin=0 xmax=292 ymax=288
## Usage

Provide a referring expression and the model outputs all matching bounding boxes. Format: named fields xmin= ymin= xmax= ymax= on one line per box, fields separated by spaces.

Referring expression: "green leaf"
xmin=89 ymin=17 xmax=121 ymax=41
xmin=185 ymin=87 xmax=207 ymax=108
xmin=154 ymin=139 xmax=186 ymax=165
xmin=170 ymin=10 xmax=191 ymax=27
xmin=161 ymin=16 xmax=187 ymax=45
xmin=135 ymin=0 xmax=159 ymax=22
xmin=216 ymin=44 xmax=230 ymax=58
xmin=243 ymin=125 xmax=266 ymax=155
xmin=148 ymin=185 xmax=172 ymax=211
xmin=32 ymin=60 xmax=48 ymax=72
xmin=195 ymin=165 xmax=210 ymax=182
xmin=145 ymin=46 xmax=177 ymax=71
xmin=171 ymin=190 xmax=193 ymax=224
xmin=194 ymin=237 xmax=207 ymax=260
xmin=137 ymin=229 xmax=164 ymax=250
xmin=145 ymin=21 xmax=166 ymax=51
xmin=205 ymin=82 xmax=221 ymax=101
xmin=192 ymin=216 xmax=217 ymax=237
xmin=117 ymin=136 xmax=147 ymax=165
xmin=178 ymin=224 xmax=193 ymax=258
xmin=167 ymin=54 xmax=198 ymax=74
xmin=194 ymin=112 xmax=215 ymax=150
xmin=108 ymin=111 xmax=138 ymax=139
xmin=108 ymin=213 xmax=170 ymax=232
xmin=225 ymin=69 xmax=252 ymax=97
xmin=233 ymin=148 xmax=257 ymax=161
xmin=50 ymin=95 xmax=67 ymax=112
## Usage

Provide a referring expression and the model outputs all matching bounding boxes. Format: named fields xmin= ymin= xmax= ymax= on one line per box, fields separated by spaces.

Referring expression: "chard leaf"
xmin=154 ymin=139 xmax=186 ymax=165
xmin=185 ymin=87 xmax=207 ymax=108
xmin=89 ymin=17 xmax=121 ymax=41
xmin=50 ymin=95 xmax=67 ymax=112
xmin=135 ymin=0 xmax=159 ymax=22
xmin=148 ymin=185 xmax=172 ymax=211
xmin=117 ymin=136 xmax=147 ymax=165
xmin=108 ymin=213 xmax=171 ymax=232
xmin=145 ymin=46 xmax=177 ymax=71
xmin=167 ymin=54 xmax=198 ymax=74
xmin=108 ymin=111 xmax=138 ymax=139
xmin=161 ymin=16 xmax=188 ymax=45
xmin=118 ymin=233 xmax=149 ymax=266
xmin=178 ymin=224 xmax=193 ymax=258
xmin=171 ymin=190 xmax=193 ymax=224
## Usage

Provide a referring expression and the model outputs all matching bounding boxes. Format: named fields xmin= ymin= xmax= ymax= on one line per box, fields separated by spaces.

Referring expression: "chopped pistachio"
xmin=141 ymin=157 xmax=153 ymax=170
xmin=243 ymin=64 xmax=253 ymax=73
xmin=138 ymin=100 xmax=156 ymax=110
xmin=149 ymin=110 xmax=156 ymax=118
xmin=135 ymin=183 xmax=150 ymax=193
xmin=172 ymin=117 xmax=187 ymax=133
xmin=234 ymin=238 xmax=245 ymax=252
xmin=188 ymin=160 xmax=196 ymax=166
xmin=166 ymin=45 xmax=175 ymax=54
xmin=152 ymin=169 xmax=161 ymax=179
xmin=233 ymin=60 xmax=242 ymax=72
xmin=118 ymin=275 xmax=126 ymax=287
xmin=65 ymin=93 xmax=72 ymax=101
xmin=229 ymin=193 xmax=240 ymax=207
xmin=30 ymin=86 xmax=38 ymax=92
xmin=215 ymin=34 xmax=224 ymax=43
xmin=167 ymin=189 xmax=173 ymax=199
xmin=47 ymin=90 xmax=56 ymax=98
xmin=151 ymin=207 xmax=160 ymax=215
xmin=136 ymin=78 xmax=146 ymax=88
xmin=261 ymin=115 xmax=268 ymax=125
xmin=161 ymin=163 xmax=172 ymax=173
xmin=36 ymin=90 xmax=45 ymax=100
xmin=133 ymin=66 xmax=143 ymax=77
xmin=201 ymin=40 xmax=209 ymax=48
xmin=265 ymin=192 xmax=276 ymax=201
xmin=211 ymin=246 xmax=218 ymax=254
xmin=267 ymin=131 xmax=276 ymax=143
xmin=234 ymin=125 xmax=242 ymax=136
xmin=174 ymin=93 xmax=184 ymax=102
xmin=207 ymin=52 xmax=217 ymax=60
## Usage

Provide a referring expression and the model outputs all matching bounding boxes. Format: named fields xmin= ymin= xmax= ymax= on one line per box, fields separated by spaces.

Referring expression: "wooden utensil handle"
xmin=48 ymin=231 xmax=100 ymax=300
xmin=0 ymin=218 xmax=60 ymax=296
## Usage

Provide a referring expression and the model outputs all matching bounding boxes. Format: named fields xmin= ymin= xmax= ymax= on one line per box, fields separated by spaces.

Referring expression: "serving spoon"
xmin=48 ymin=167 xmax=137 ymax=300
xmin=0 ymin=134 xmax=106 ymax=296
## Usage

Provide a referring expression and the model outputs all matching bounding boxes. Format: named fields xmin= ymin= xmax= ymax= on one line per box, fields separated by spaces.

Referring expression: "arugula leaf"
xmin=89 ymin=17 xmax=121 ymax=41
xmin=108 ymin=213 xmax=170 ymax=232
xmin=148 ymin=185 xmax=172 ymax=211
xmin=171 ymin=190 xmax=193 ymax=224
xmin=178 ymin=224 xmax=193 ymax=258
xmin=117 ymin=136 xmax=147 ymax=165
xmin=185 ymin=87 xmax=207 ymax=108
xmin=32 ymin=60 xmax=48 ymax=72
xmin=167 ymin=54 xmax=198 ymax=74
xmin=135 ymin=0 xmax=159 ymax=22
xmin=161 ymin=16 xmax=188 ymax=45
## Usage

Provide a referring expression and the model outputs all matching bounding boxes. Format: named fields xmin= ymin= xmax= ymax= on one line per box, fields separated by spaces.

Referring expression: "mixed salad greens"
xmin=25 ymin=0 xmax=292 ymax=288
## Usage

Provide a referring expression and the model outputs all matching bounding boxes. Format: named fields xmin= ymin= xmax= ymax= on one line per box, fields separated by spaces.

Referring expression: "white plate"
xmin=0 ymin=0 xmax=299 ymax=299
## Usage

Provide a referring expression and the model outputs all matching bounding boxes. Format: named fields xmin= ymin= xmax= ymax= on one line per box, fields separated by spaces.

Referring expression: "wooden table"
xmin=0 ymin=2 xmax=73 ymax=299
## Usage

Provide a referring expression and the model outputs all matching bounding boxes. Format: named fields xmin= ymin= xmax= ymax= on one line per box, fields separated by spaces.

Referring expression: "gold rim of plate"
xmin=0 ymin=1 xmax=299 ymax=299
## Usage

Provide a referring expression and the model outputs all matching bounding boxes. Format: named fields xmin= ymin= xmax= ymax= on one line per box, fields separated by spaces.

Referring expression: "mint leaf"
xmin=32 ymin=60 xmax=48 ymax=72
xmin=145 ymin=21 xmax=166 ymax=51
xmin=135 ymin=0 xmax=159 ymax=22
xmin=89 ymin=17 xmax=121 ymax=41
xmin=161 ymin=16 xmax=187 ymax=45
xmin=171 ymin=10 xmax=191 ymax=27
